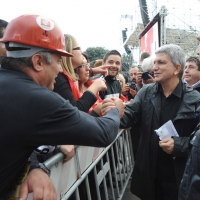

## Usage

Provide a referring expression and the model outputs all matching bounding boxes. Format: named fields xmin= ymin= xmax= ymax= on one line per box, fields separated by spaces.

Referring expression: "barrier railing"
xmin=28 ymin=129 xmax=134 ymax=200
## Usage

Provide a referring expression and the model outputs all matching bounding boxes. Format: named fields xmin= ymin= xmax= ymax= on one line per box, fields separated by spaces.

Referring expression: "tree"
xmin=84 ymin=47 xmax=109 ymax=62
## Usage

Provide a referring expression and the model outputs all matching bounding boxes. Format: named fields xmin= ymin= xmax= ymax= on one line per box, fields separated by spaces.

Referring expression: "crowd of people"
xmin=1 ymin=14 xmax=200 ymax=200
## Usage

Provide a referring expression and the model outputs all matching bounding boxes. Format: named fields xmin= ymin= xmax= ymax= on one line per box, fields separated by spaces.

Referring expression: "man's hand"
xmin=113 ymin=98 xmax=125 ymax=118
xmin=101 ymin=98 xmax=116 ymax=116
xmin=101 ymin=98 xmax=124 ymax=118
xmin=129 ymin=88 xmax=137 ymax=97
xmin=136 ymin=72 xmax=142 ymax=89
xmin=19 ymin=168 xmax=56 ymax=200
xmin=60 ymin=145 xmax=75 ymax=163
xmin=122 ymin=84 xmax=130 ymax=95
xmin=159 ymin=138 xmax=174 ymax=154
xmin=142 ymin=74 xmax=154 ymax=85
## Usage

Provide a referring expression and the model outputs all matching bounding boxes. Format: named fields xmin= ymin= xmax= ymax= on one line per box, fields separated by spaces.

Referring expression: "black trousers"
xmin=155 ymin=178 xmax=178 ymax=200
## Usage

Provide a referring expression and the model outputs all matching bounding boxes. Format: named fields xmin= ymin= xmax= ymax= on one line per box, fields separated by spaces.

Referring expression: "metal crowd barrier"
xmin=28 ymin=129 xmax=134 ymax=200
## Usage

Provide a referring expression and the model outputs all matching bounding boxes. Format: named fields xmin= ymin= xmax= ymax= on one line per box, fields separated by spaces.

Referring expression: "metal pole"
xmin=159 ymin=5 xmax=168 ymax=46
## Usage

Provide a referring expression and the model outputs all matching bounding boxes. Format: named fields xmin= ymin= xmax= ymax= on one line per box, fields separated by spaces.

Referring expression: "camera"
xmin=127 ymin=82 xmax=137 ymax=91
xmin=142 ymin=71 xmax=154 ymax=81
xmin=126 ymin=81 xmax=137 ymax=100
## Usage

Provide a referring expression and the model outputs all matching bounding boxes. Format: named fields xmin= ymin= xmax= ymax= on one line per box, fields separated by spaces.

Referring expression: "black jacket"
xmin=120 ymin=81 xmax=200 ymax=200
xmin=99 ymin=75 xmax=121 ymax=99
xmin=178 ymin=124 xmax=200 ymax=200
xmin=54 ymin=73 xmax=97 ymax=112
xmin=0 ymin=66 xmax=120 ymax=196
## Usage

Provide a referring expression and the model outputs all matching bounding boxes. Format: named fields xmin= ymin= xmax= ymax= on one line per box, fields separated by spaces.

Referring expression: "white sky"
xmin=2 ymin=0 xmax=200 ymax=53
xmin=1 ymin=0 xmax=136 ymax=51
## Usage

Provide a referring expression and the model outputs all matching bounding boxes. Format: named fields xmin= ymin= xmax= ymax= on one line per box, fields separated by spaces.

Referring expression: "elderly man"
xmin=118 ymin=44 xmax=200 ymax=200
xmin=0 ymin=14 xmax=124 ymax=199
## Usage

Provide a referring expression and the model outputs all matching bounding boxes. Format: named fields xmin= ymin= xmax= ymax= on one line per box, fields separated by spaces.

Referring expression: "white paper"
xmin=155 ymin=120 xmax=179 ymax=140
xmin=105 ymin=93 xmax=119 ymax=99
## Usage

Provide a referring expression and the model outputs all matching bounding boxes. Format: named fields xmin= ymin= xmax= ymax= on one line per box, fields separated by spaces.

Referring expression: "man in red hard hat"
xmin=0 ymin=14 xmax=124 ymax=199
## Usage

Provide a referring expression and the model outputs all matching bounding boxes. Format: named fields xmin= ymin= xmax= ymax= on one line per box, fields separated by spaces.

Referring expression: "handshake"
xmin=101 ymin=98 xmax=125 ymax=118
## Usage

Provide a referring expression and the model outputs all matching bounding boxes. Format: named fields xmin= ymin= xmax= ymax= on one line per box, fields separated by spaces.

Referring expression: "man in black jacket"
xmin=178 ymin=122 xmax=200 ymax=200
xmin=183 ymin=56 xmax=200 ymax=92
xmin=119 ymin=44 xmax=200 ymax=200
xmin=0 ymin=14 xmax=124 ymax=199
xmin=99 ymin=50 xmax=122 ymax=99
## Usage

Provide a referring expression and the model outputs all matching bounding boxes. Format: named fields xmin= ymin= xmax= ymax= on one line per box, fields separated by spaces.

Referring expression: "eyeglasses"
xmin=77 ymin=63 xmax=90 ymax=68
xmin=73 ymin=47 xmax=81 ymax=50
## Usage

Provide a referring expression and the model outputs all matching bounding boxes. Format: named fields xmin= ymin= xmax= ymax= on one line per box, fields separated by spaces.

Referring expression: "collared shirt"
xmin=191 ymin=80 xmax=200 ymax=88
xmin=159 ymin=80 xmax=183 ymax=126
xmin=184 ymin=79 xmax=200 ymax=92
xmin=191 ymin=80 xmax=200 ymax=91
xmin=156 ymin=80 xmax=183 ymax=180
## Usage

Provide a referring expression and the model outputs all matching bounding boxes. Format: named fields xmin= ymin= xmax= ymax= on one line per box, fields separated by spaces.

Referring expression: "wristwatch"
xmin=29 ymin=163 xmax=51 ymax=176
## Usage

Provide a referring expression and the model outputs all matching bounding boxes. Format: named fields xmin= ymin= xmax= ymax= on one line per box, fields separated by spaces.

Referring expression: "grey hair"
xmin=129 ymin=65 xmax=138 ymax=71
xmin=155 ymin=44 xmax=185 ymax=78
xmin=1 ymin=51 xmax=54 ymax=69
xmin=37 ymin=51 xmax=54 ymax=64
xmin=21 ymin=51 xmax=54 ymax=68
xmin=141 ymin=56 xmax=155 ymax=72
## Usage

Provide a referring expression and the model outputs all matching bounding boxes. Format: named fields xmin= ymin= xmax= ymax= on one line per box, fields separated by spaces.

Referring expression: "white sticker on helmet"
xmin=36 ymin=16 xmax=54 ymax=31
xmin=34 ymin=145 xmax=56 ymax=155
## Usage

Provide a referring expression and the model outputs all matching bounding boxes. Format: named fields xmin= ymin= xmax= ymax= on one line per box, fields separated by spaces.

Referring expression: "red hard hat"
xmin=0 ymin=14 xmax=73 ymax=57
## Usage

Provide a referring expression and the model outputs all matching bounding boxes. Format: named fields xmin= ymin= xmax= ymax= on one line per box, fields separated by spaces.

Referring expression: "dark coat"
xmin=120 ymin=81 xmax=200 ymax=200
xmin=178 ymin=124 xmax=200 ymax=200
xmin=0 ymin=66 xmax=120 ymax=196
xmin=99 ymin=75 xmax=121 ymax=99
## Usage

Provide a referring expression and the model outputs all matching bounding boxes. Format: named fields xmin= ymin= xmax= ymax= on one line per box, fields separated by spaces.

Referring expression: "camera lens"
xmin=142 ymin=72 xmax=150 ymax=80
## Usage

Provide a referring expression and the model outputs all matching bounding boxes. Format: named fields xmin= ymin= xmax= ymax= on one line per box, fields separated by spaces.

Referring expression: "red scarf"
xmin=62 ymin=71 xmax=80 ymax=101
xmin=62 ymin=72 xmax=102 ymax=113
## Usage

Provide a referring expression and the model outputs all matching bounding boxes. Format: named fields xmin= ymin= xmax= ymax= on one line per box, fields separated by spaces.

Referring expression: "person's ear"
xmin=31 ymin=54 xmax=44 ymax=72
xmin=174 ymin=64 xmax=181 ymax=75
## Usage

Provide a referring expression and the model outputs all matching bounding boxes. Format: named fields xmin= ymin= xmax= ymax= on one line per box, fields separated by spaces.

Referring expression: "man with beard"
xmin=129 ymin=65 xmax=140 ymax=83
xmin=123 ymin=65 xmax=140 ymax=100
xmin=99 ymin=50 xmax=122 ymax=99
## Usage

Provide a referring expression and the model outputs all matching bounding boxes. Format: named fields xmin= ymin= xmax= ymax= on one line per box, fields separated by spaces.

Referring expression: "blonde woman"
xmin=54 ymin=34 xmax=107 ymax=112
xmin=117 ymin=73 xmax=126 ymax=90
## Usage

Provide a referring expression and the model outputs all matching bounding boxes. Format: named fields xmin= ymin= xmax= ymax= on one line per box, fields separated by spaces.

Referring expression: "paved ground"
xmin=122 ymin=180 xmax=141 ymax=200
